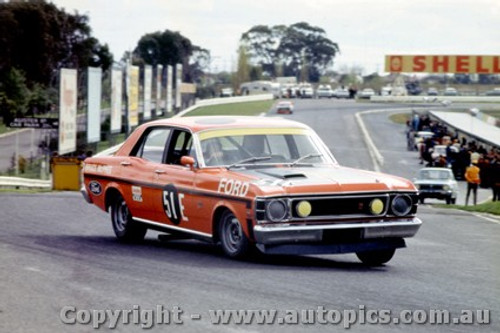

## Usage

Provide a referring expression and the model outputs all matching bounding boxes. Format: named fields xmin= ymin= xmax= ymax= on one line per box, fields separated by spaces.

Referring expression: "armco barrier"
xmin=0 ymin=176 xmax=51 ymax=189
xmin=1 ymin=94 xmax=275 ymax=189
xmin=371 ymin=96 xmax=500 ymax=104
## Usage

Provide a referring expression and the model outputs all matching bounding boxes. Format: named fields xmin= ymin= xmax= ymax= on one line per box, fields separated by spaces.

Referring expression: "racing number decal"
xmin=162 ymin=184 xmax=188 ymax=225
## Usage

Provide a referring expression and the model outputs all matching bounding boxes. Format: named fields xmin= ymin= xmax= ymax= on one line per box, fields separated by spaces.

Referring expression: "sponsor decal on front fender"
xmin=88 ymin=181 xmax=102 ymax=196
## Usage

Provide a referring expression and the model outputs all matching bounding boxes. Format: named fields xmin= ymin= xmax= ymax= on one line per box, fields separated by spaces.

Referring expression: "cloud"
xmin=50 ymin=0 xmax=499 ymax=73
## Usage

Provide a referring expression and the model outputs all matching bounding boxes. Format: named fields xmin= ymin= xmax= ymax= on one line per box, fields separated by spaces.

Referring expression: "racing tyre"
xmin=219 ymin=210 xmax=251 ymax=259
xmin=110 ymin=194 xmax=147 ymax=242
xmin=446 ymin=198 xmax=451 ymax=205
xmin=356 ymin=248 xmax=396 ymax=266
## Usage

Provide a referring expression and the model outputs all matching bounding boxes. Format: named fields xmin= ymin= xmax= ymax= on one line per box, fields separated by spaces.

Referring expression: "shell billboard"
xmin=385 ymin=55 xmax=500 ymax=73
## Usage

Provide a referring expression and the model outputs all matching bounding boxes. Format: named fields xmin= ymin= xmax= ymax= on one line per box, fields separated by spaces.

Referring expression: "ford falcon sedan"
xmin=81 ymin=116 xmax=422 ymax=265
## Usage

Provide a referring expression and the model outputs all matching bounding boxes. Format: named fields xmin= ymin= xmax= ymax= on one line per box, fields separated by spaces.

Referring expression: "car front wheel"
xmin=218 ymin=210 xmax=251 ymax=258
xmin=356 ymin=248 xmax=396 ymax=266
xmin=110 ymin=194 xmax=147 ymax=242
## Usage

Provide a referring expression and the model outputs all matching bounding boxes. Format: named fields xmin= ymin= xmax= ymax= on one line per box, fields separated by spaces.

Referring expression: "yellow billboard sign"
xmin=128 ymin=65 xmax=139 ymax=127
xmin=385 ymin=55 xmax=500 ymax=74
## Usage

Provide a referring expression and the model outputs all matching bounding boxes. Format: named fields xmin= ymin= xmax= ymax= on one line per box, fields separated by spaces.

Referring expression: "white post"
xmin=15 ymin=131 xmax=19 ymax=176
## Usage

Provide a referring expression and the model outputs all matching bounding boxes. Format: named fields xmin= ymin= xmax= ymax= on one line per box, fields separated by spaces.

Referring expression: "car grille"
xmin=256 ymin=193 xmax=418 ymax=223
xmin=419 ymin=184 xmax=444 ymax=190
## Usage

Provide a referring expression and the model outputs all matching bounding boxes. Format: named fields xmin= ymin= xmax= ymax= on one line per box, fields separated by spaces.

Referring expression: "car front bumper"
xmin=253 ymin=217 xmax=422 ymax=254
xmin=80 ymin=185 xmax=93 ymax=204
xmin=419 ymin=190 xmax=455 ymax=199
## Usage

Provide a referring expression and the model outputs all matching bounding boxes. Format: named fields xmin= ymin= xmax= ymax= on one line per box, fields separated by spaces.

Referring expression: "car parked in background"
xmin=299 ymin=84 xmax=314 ymax=98
xmin=333 ymin=87 xmax=349 ymax=99
xmin=220 ymin=88 xmax=234 ymax=97
xmin=358 ymin=88 xmax=375 ymax=99
xmin=485 ymin=87 xmax=500 ymax=96
xmin=413 ymin=131 xmax=435 ymax=150
xmin=316 ymin=84 xmax=334 ymax=98
xmin=427 ymin=87 xmax=438 ymax=96
xmin=414 ymin=167 xmax=458 ymax=204
xmin=443 ymin=87 xmax=458 ymax=96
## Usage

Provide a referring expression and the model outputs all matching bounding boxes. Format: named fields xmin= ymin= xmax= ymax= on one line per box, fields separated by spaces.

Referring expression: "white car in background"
xmin=333 ymin=87 xmax=349 ymax=99
xmin=443 ymin=87 xmax=458 ymax=96
xmin=358 ymin=88 xmax=375 ymax=99
xmin=413 ymin=131 xmax=435 ymax=150
xmin=414 ymin=167 xmax=458 ymax=204
xmin=299 ymin=84 xmax=314 ymax=98
xmin=316 ymin=85 xmax=334 ymax=98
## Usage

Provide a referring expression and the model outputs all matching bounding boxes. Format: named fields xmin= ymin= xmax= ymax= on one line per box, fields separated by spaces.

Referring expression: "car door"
xmin=150 ymin=129 xmax=205 ymax=235
xmin=121 ymin=126 xmax=172 ymax=221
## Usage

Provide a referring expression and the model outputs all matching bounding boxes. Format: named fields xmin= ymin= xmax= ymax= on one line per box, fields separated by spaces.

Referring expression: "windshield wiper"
xmin=290 ymin=153 xmax=323 ymax=167
xmin=227 ymin=156 xmax=272 ymax=169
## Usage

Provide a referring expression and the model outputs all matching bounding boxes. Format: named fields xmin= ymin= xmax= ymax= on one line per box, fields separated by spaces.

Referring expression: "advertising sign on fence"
xmin=58 ymin=68 xmax=77 ymax=155
xmin=166 ymin=65 xmax=173 ymax=113
xmin=110 ymin=69 xmax=123 ymax=133
xmin=143 ymin=65 xmax=152 ymax=120
xmin=156 ymin=64 xmax=163 ymax=116
xmin=87 ymin=67 xmax=102 ymax=143
xmin=175 ymin=64 xmax=182 ymax=109
xmin=127 ymin=65 xmax=139 ymax=128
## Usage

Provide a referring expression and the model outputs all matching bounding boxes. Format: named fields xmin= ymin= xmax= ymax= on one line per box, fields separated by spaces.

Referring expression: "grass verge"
xmin=436 ymin=201 xmax=500 ymax=216
xmin=183 ymin=100 xmax=274 ymax=117
xmin=389 ymin=113 xmax=411 ymax=125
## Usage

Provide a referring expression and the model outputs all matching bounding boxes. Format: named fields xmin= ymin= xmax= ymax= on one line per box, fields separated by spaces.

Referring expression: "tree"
xmin=0 ymin=0 xmax=112 ymax=86
xmin=134 ymin=29 xmax=209 ymax=83
xmin=187 ymin=46 xmax=210 ymax=84
xmin=241 ymin=24 xmax=286 ymax=76
xmin=0 ymin=68 xmax=29 ymax=124
xmin=235 ymin=45 xmax=250 ymax=89
xmin=240 ymin=22 xmax=340 ymax=82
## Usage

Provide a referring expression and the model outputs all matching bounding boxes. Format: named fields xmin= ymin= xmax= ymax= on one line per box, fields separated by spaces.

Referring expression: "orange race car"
xmin=81 ymin=116 xmax=422 ymax=265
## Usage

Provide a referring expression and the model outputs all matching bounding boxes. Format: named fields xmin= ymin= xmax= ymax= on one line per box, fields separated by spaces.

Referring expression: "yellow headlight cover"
xmin=370 ymin=198 xmax=384 ymax=215
xmin=296 ymin=201 xmax=312 ymax=218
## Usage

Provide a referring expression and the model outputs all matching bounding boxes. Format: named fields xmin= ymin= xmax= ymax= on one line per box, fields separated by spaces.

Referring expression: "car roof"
xmin=419 ymin=167 xmax=452 ymax=172
xmin=141 ymin=116 xmax=311 ymax=133
xmin=416 ymin=131 xmax=434 ymax=135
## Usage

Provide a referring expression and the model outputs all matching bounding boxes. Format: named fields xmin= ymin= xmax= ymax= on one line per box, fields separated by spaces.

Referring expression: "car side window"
xmin=165 ymin=130 xmax=193 ymax=165
xmin=135 ymin=128 xmax=171 ymax=163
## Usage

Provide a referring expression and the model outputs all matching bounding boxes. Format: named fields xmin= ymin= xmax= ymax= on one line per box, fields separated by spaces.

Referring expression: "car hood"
xmin=414 ymin=179 xmax=456 ymax=186
xmin=234 ymin=166 xmax=415 ymax=196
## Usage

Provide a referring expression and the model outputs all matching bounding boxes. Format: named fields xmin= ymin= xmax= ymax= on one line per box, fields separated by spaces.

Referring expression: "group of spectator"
xmin=407 ymin=113 xmax=500 ymax=203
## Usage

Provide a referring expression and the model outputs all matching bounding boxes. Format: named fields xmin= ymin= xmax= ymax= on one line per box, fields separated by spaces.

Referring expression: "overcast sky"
xmin=50 ymin=0 xmax=500 ymax=74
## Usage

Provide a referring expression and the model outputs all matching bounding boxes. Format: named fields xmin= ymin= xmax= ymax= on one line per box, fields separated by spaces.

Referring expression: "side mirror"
xmin=180 ymin=156 xmax=196 ymax=170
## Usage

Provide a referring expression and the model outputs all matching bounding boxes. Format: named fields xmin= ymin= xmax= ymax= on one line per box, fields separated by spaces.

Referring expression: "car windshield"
xmin=198 ymin=128 xmax=334 ymax=167
xmin=418 ymin=169 xmax=452 ymax=180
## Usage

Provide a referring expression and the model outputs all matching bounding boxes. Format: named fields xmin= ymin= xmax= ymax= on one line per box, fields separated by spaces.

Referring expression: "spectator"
xmin=491 ymin=159 xmax=500 ymax=201
xmin=465 ymin=160 xmax=481 ymax=206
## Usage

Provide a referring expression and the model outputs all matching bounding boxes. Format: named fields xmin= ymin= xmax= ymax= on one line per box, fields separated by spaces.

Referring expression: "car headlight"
xmin=391 ymin=194 xmax=412 ymax=216
xmin=369 ymin=198 xmax=385 ymax=215
xmin=296 ymin=200 xmax=312 ymax=218
xmin=266 ymin=199 xmax=288 ymax=222
xmin=443 ymin=185 xmax=450 ymax=191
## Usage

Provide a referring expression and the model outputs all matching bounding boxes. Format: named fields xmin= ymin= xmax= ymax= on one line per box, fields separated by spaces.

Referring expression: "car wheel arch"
xmin=105 ymin=186 xmax=123 ymax=212
xmin=212 ymin=205 xmax=252 ymax=244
